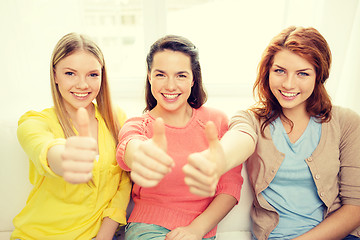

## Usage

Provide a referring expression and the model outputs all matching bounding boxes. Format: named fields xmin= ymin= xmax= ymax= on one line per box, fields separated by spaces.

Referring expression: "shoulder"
xmin=331 ymin=105 xmax=360 ymax=122
xmin=118 ymin=113 xmax=154 ymax=140
xmin=18 ymin=108 xmax=57 ymax=126
xmin=229 ymin=109 xmax=258 ymax=128
xmin=17 ymin=108 xmax=63 ymax=139
xmin=329 ymin=105 xmax=360 ymax=135
xmin=120 ymin=113 xmax=153 ymax=132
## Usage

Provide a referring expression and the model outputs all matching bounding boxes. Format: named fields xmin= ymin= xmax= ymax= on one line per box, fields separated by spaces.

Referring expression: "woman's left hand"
xmin=165 ymin=226 xmax=202 ymax=240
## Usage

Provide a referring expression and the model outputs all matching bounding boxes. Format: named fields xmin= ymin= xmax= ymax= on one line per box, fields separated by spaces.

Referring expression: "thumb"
xmin=152 ymin=117 xmax=167 ymax=151
xmin=77 ymin=107 xmax=90 ymax=137
xmin=205 ymin=121 xmax=220 ymax=161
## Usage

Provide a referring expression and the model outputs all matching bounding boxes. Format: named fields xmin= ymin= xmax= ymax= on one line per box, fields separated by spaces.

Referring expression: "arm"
xmin=47 ymin=144 xmax=66 ymax=176
xmin=95 ymin=217 xmax=119 ymax=240
xmin=295 ymin=108 xmax=360 ymax=239
xmin=217 ymin=129 xmax=255 ymax=173
xmin=294 ymin=204 xmax=360 ymax=240
xmin=117 ymin=118 xmax=174 ymax=187
xmin=183 ymin=122 xmax=255 ymax=196
xmin=102 ymin=171 xmax=132 ymax=228
xmin=165 ymin=194 xmax=238 ymax=240
xmin=17 ymin=108 xmax=95 ymax=183
xmin=48 ymin=108 xmax=97 ymax=184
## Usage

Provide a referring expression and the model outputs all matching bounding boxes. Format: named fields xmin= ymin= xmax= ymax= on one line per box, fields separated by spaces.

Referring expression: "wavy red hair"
xmin=251 ymin=26 xmax=332 ymax=136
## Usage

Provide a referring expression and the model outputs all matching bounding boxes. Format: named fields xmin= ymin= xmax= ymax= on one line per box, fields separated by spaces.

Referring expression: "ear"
xmin=54 ymin=70 xmax=58 ymax=84
xmin=147 ymin=72 xmax=152 ymax=84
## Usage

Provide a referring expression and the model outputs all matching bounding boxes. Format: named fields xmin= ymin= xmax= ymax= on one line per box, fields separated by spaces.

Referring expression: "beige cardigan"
xmin=229 ymin=106 xmax=360 ymax=240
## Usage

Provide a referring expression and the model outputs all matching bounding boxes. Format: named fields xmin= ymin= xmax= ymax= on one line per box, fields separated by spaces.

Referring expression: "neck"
xmin=281 ymin=106 xmax=310 ymax=137
xmin=150 ymin=105 xmax=193 ymax=127
xmin=282 ymin=106 xmax=309 ymax=124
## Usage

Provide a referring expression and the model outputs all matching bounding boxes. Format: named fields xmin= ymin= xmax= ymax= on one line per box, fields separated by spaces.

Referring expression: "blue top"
xmin=262 ymin=117 xmax=324 ymax=239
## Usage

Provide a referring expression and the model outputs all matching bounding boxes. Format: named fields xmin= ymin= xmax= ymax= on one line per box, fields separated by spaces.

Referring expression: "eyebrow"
xmin=63 ymin=67 xmax=77 ymax=72
xmin=63 ymin=67 xmax=100 ymax=73
xmin=273 ymin=64 xmax=313 ymax=72
xmin=153 ymin=69 xmax=191 ymax=75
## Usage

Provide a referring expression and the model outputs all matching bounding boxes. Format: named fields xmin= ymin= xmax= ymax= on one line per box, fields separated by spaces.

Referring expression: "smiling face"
xmin=148 ymin=49 xmax=194 ymax=118
xmin=269 ymin=49 xmax=316 ymax=117
xmin=54 ymin=50 xmax=102 ymax=115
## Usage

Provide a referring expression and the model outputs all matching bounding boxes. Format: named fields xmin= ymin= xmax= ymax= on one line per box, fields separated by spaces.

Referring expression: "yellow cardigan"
xmin=11 ymin=105 xmax=131 ymax=240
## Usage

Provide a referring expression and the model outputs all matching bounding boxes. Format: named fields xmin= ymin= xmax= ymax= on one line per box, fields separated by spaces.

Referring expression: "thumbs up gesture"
xmin=183 ymin=121 xmax=226 ymax=197
xmin=129 ymin=118 xmax=174 ymax=187
xmin=62 ymin=107 xmax=97 ymax=184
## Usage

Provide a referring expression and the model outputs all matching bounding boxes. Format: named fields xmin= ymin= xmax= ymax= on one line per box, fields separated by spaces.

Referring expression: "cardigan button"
xmin=307 ymin=157 xmax=313 ymax=162
xmin=315 ymin=174 xmax=320 ymax=180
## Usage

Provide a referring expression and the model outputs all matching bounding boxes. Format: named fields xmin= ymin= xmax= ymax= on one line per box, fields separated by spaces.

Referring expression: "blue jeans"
xmin=251 ymin=234 xmax=359 ymax=240
xmin=343 ymin=235 xmax=360 ymax=240
xmin=125 ymin=222 xmax=216 ymax=240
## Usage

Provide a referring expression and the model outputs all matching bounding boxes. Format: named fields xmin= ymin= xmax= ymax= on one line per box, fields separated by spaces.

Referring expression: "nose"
xmin=166 ymin=77 xmax=176 ymax=91
xmin=282 ymin=74 xmax=295 ymax=89
xmin=76 ymin=75 xmax=89 ymax=89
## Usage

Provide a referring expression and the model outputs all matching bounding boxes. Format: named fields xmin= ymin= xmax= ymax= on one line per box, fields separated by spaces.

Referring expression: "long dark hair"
xmin=144 ymin=35 xmax=207 ymax=112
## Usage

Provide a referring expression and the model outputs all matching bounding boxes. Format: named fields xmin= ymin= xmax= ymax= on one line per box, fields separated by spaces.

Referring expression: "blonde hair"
xmin=50 ymin=32 xmax=120 ymax=142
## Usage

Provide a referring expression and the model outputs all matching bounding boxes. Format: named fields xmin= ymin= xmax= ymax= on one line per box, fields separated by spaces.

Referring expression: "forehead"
xmin=57 ymin=50 xmax=101 ymax=69
xmin=272 ymin=49 xmax=314 ymax=70
xmin=151 ymin=50 xmax=191 ymax=69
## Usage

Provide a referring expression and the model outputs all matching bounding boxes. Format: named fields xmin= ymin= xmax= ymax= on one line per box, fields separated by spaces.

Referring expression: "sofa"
xmin=0 ymin=114 xmax=253 ymax=240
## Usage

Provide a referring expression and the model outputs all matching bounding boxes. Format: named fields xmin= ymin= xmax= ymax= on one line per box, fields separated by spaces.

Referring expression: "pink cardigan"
xmin=116 ymin=106 xmax=243 ymax=238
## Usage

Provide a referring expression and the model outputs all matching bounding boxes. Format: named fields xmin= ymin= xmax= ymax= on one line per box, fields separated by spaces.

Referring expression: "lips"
xmin=162 ymin=93 xmax=180 ymax=99
xmin=72 ymin=92 xmax=89 ymax=98
xmin=280 ymin=90 xmax=299 ymax=98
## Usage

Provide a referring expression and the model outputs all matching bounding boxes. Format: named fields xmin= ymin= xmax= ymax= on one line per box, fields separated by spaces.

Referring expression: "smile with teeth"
xmin=162 ymin=93 xmax=180 ymax=99
xmin=280 ymin=90 xmax=298 ymax=97
xmin=73 ymin=92 xmax=89 ymax=97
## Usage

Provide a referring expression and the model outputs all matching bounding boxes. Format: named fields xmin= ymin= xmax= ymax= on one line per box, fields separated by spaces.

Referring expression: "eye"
xmin=155 ymin=73 xmax=165 ymax=77
xmin=274 ymin=69 xmax=285 ymax=74
xmin=298 ymin=72 xmax=309 ymax=77
xmin=90 ymin=73 xmax=99 ymax=77
xmin=178 ymin=74 xmax=187 ymax=78
xmin=65 ymin=72 xmax=74 ymax=76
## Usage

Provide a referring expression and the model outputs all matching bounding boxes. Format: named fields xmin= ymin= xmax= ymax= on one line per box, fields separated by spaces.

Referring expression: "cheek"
xmin=92 ymin=79 xmax=102 ymax=90
xmin=303 ymin=78 xmax=316 ymax=94
xmin=183 ymin=80 xmax=193 ymax=90
xmin=268 ymin=77 xmax=277 ymax=92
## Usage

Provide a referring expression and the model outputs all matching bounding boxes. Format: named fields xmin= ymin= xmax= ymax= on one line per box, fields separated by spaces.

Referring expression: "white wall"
xmin=1 ymin=0 xmax=359 ymax=123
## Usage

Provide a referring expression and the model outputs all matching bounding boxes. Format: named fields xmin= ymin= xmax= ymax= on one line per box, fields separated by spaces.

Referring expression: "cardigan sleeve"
xmin=337 ymin=107 xmax=360 ymax=206
xmin=229 ymin=109 xmax=259 ymax=145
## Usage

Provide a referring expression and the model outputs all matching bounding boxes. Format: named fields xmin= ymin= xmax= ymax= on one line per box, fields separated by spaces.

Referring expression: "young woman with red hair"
xmin=183 ymin=26 xmax=360 ymax=240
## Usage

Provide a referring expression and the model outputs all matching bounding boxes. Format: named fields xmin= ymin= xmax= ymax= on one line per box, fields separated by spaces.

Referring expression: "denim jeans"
xmin=125 ymin=222 xmax=216 ymax=240
xmin=251 ymin=234 xmax=359 ymax=240
xmin=343 ymin=235 xmax=360 ymax=240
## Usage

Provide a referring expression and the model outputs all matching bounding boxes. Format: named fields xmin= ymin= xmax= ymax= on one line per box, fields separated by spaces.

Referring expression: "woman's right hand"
xmin=128 ymin=118 xmax=174 ymax=187
xmin=61 ymin=108 xmax=97 ymax=184
xmin=183 ymin=121 xmax=226 ymax=197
